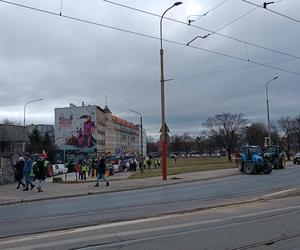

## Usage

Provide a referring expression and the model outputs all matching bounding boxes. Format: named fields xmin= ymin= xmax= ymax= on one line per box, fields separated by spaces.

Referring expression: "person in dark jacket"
xmin=35 ymin=156 xmax=46 ymax=192
xmin=94 ymin=157 xmax=109 ymax=187
xmin=15 ymin=157 xmax=25 ymax=189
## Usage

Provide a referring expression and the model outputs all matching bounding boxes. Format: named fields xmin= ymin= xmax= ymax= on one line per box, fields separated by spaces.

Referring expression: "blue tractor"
xmin=239 ymin=145 xmax=272 ymax=174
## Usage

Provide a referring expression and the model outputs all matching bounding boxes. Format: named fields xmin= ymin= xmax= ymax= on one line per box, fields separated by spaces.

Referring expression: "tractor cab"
xmin=264 ymin=145 xmax=285 ymax=169
xmin=245 ymin=146 xmax=262 ymax=159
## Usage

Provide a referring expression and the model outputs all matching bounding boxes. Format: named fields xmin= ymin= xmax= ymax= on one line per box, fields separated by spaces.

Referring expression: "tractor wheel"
xmin=263 ymin=162 xmax=273 ymax=174
xmin=244 ymin=163 xmax=255 ymax=175
xmin=239 ymin=162 xmax=244 ymax=172
xmin=279 ymin=158 xmax=285 ymax=169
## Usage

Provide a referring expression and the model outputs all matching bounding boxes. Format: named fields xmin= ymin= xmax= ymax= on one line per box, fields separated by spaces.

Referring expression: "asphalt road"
xmin=0 ymin=165 xmax=300 ymax=241
xmin=1 ymin=196 xmax=299 ymax=249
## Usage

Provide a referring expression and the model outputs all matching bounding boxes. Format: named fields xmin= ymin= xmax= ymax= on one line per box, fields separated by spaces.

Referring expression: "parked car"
xmin=52 ymin=163 xmax=68 ymax=175
xmin=293 ymin=153 xmax=300 ymax=164
xmin=170 ymin=153 xmax=178 ymax=158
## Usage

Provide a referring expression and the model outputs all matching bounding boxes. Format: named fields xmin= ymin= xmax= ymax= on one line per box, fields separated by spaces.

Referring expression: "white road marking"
xmin=0 ymin=201 xmax=300 ymax=249
xmin=262 ymin=188 xmax=298 ymax=198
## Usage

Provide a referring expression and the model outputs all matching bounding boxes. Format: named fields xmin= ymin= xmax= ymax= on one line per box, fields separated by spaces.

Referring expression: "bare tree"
xmin=291 ymin=115 xmax=300 ymax=152
xmin=244 ymin=122 xmax=267 ymax=146
xmin=204 ymin=113 xmax=248 ymax=162
xmin=277 ymin=117 xmax=293 ymax=160
xmin=169 ymin=135 xmax=182 ymax=153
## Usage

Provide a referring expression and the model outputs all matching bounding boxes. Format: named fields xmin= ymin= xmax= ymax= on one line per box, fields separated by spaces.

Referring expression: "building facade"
xmin=55 ymin=104 xmax=106 ymax=157
xmin=54 ymin=104 xmax=145 ymax=158
xmin=0 ymin=124 xmax=29 ymax=156
xmin=0 ymin=124 xmax=29 ymax=184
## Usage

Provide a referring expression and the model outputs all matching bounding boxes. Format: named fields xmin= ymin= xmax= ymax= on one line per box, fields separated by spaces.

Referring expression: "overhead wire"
xmin=0 ymin=0 xmax=299 ymax=76
xmin=209 ymin=7 xmax=259 ymax=35
xmin=241 ymin=0 xmax=300 ymax=24
xmin=102 ymin=0 xmax=300 ymax=61
xmin=187 ymin=0 xmax=229 ymax=24
xmin=169 ymin=57 xmax=297 ymax=81
xmin=244 ymin=43 xmax=250 ymax=61
xmin=59 ymin=0 xmax=64 ymax=16
xmin=187 ymin=6 xmax=259 ymax=44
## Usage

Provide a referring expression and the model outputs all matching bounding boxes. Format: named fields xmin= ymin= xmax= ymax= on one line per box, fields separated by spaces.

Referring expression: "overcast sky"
xmin=0 ymin=0 xmax=299 ymax=138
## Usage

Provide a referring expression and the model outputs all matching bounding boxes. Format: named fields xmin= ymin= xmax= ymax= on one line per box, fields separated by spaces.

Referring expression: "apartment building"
xmin=54 ymin=103 xmax=145 ymax=158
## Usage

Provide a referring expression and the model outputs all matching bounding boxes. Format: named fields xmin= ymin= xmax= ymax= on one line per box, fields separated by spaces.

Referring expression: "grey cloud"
xmin=0 ymin=0 xmax=300 ymax=137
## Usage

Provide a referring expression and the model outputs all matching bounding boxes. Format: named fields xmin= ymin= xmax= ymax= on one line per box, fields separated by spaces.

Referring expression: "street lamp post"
xmin=266 ymin=76 xmax=279 ymax=145
xmin=160 ymin=2 xmax=182 ymax=180
xmin=23 ymin=98 xmax=43 ymax=126
xmin=23 ymin=98 xmax=43 ymax=153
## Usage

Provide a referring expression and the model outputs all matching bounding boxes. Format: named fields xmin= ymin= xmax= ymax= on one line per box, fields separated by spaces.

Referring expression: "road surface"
xmin=0 ymin=165 xmax=299 ymax=249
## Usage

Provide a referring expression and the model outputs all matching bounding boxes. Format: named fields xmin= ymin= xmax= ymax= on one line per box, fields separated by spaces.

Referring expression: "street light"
xmin=160 ymin=2 xmax=182 ymax=181
xmin=266 ymin=75 xmax=279 ymax=145
xmin=23 ymin=98 xmax=43 ymax=126
xmin=129 ymin=108 xmax=143 ymax=158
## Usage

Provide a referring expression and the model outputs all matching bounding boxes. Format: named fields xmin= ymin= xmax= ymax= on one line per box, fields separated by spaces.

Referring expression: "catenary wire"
xmin=59 ymin=0 xmax=64 ymax=16
xmin=188 ymin=6 xmax=259 ymax=44
xmin=169 ymin=57 xmax=297 ymax=81
xmin=103 ymin=0 xmax=300 ymax=60
xmin=210 ymin=7 xmax=259 ymax=35
xmin=187 ymin=0 xmax=229 ymax=24
xmin=241 ymin=0 xmax=300 ymax=24
xmin=0 ymin=0 xmax=299 ymax=76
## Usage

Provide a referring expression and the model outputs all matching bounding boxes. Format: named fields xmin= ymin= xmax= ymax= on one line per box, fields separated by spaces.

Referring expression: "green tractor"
xmin=263 ymin=145 xmax=285 ymax=169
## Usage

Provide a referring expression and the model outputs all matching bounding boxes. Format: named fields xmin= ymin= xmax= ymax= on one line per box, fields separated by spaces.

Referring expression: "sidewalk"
xmin=0 ymin=168 xmax=240 ymax=206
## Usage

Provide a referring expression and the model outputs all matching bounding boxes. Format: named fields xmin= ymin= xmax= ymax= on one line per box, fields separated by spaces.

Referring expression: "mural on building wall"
xmin=55 ymin=106 xmax=97 ymax=150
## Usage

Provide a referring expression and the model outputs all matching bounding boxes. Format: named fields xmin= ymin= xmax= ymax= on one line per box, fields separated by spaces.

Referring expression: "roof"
xmin=111 ymin=115 xmax=138 ymax=130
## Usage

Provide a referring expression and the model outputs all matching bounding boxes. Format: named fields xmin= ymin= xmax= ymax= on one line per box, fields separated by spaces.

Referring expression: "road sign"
xmin=159 ymin=122 xmax=170 ymax=133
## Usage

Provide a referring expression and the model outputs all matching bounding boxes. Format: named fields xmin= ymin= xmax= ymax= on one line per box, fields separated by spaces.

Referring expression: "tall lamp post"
xmin=129 ymin=109 xmax=143 ymax=158
xmin=23 ymin=98 xmax=43 ymax=152
xmin=160 ymin=2 xmax=182 ymax=181
xmin=266 ymin=76 xmax=279 ymax=145
xmin=23 ymin=98 xmax=43 ymax=126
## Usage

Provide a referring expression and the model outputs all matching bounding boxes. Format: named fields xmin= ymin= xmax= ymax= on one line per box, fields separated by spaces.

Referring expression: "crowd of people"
xmin=14 ymin=155 xmax=46 ymax=192
xmin=12 ymin=154 xmax=162 ymax=192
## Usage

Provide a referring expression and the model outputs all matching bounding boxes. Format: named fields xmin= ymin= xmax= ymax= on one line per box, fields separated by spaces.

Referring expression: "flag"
xmin=42 ymin=150 xmax=48 ymax=159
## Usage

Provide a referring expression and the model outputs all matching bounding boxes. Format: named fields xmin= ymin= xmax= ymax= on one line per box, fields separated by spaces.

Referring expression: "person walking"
xmin=154 ymin=159 xmax=158 ymax=169
xmin=76 ymin=161 xmax=83 ymax=180
xmin=82 ymin=161 xmax=88 ymax=180
xmin=94 ymin=157 xmax=109 ymax=187
xmin=35 ymin=156 xmax=46 ymax=192
xmin=15 ymin=157 xmax=25 ymax=189
xmin=23 ymin=155 xmax=35 ymax=191
xmin=147 ymin=159 xmax=152 ymax=170
xmin=81 ymin=161 xmax=87 ymax=180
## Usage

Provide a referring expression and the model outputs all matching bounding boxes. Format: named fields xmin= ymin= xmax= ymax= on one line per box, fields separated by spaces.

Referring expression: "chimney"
xmin=82 ymin=102 xmax=85 ymax=107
